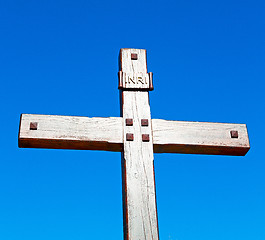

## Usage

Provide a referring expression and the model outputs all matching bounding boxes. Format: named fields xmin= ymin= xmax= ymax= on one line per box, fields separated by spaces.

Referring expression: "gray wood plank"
xmin=18 ymin=114 xmax=250 ymax=156
xmin=19 ymin=114 xmax=123 ymax=152
xmin=152 ymin=119 xmax=250 ymax=156
xmin=120 ymin=48 xmax=159 ymax=240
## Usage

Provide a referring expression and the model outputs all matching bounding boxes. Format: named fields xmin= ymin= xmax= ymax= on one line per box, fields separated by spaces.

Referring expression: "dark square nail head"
xmin=142 ymin=134 xmax=150 ymax=142
xmin=126 ymin=133 xmax=134 ymax=141
xmin=230 ymin=130 xmax=238 ymax=138
xmin=131 ymin=53 xmax=138 ymax=60
xmin=30 ymin=122 xmax=38 ymax=130
xmin=141 ymin=119 xmax=149 ymax=127
xmin=126 ymin=118 xmax=133 ymax=126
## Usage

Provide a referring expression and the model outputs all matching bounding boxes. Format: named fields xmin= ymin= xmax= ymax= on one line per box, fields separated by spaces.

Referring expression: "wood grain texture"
xmin=152 ymin=119 xmax=250 ymax=156
xmin=120 ymin=48 xmax=159 ymax=240
xmin=18 ymin=48 xmax=250 ymax=240
xmin=19 ymin=114 xmax=123 ymax=151
xmin=18 ymin=114 xmax=250 ymax=156
xmin=119 ymin=48 xmax=152 ymax=90
xmin=119 ymin=71 xmax=151 ymax=90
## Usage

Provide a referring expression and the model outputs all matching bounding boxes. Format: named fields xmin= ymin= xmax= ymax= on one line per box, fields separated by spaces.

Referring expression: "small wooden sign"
xmin=118 ymin=71 xmax=153 ymax=90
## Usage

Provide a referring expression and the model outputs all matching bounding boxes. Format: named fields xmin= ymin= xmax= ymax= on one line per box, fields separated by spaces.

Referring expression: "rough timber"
xmin=19 ymin=115 xmax=249 ymax=156
xmin=19 ymin=48 xmax=250 ymax=240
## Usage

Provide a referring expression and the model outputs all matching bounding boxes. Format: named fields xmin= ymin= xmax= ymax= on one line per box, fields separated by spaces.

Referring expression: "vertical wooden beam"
xmin=120 ymin=49 xmax=159 ymax=240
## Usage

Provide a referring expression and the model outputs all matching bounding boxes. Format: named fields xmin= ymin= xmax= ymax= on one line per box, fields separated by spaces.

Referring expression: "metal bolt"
xmin=230 ymin=130 xmax=238 ymax=138
xmin=30 ymin=122 xmax=38 ymax=130
xmin=141 ymin=119 xmax=149 ymax=127
xmin=126 ymin=118 xmax=133 ymax=126
xmin=131 ymin=53 xmax=138 ymax=60
xmin=126 ymin=133 xmax=134 ymax=141
xmin=142 ymin=134 xmax=150 ymax=142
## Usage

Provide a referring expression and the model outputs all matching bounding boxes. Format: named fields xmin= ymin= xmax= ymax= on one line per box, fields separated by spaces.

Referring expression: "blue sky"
xmin=0 ymin=0 xmax=264 ymax=239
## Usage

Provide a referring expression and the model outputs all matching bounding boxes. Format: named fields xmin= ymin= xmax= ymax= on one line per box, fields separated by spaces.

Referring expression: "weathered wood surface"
xmin=152 ymin=119 xmax=250 ymax=156
xmin=19 ymin=114 xmax=250 ymax=156
xmin=18 ymin=48 xmax=250 ymax=240
xmin=119 ymin=48 xmax=153 ymax=90
xmin=119 ymin=71 xmax=151 ymax=90
xmin=120 ymin=48 xmax=159 ymax=240
xmin=19 ymin=114 xmax=123 ymax=151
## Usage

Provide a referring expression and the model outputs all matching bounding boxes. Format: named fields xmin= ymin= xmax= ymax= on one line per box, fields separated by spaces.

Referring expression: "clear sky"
xmin=0 ymin=0 xmax=264 ymax=239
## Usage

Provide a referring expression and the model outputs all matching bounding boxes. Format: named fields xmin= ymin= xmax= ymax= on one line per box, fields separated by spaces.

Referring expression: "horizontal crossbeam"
xmin=19 ymin=114 xmax=123 ymax=151
xmin=152 ymin=119 xmax=249 ymax=156
xmin=19 ymin=114 xmax=250 ymax=156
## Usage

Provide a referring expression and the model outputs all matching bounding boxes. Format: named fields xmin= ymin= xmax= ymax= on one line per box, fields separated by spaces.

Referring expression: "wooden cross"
xmin=19 ymin=48 xmax=250 ymax=240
